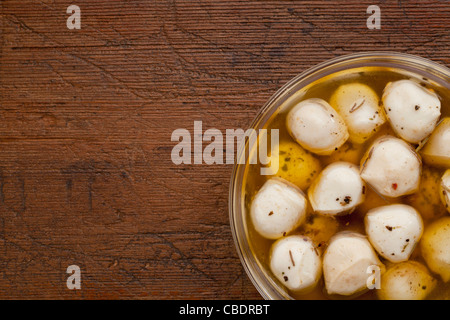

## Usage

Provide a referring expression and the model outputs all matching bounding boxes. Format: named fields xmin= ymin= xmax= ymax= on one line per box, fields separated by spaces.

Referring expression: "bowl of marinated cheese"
xmin=229 ymin=52 xmax=450 ymax=300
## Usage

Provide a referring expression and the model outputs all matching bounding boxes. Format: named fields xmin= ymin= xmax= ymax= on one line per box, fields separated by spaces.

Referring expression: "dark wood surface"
xmin=0 ymin=0 xmax=448 ymax=299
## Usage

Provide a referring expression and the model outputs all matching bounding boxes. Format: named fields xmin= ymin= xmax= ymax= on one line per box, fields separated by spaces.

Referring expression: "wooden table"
xmin=0 ymin=0 xmax=448 ymax=299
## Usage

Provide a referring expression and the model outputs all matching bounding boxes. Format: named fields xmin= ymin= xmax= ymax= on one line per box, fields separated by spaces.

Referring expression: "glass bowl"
xmin=228 ymin=52 xmax=450 ymax=300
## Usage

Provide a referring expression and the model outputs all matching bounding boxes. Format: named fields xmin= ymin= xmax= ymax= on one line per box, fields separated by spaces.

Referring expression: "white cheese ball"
xmin=360 ymin=136 xmax=421 ymax=198
xmin=382 ymin=79 xmax=441 ymax=144
xmin=323 ymin=232 xmax=384 ymax=296
xmin=250 ymin=178 xmax=307 ymax=239
xmin=286 ymin=98 xmax=349 ymax=155
xmin=441 ymin=169 xmax=450 ymax=213
xmin=330 ymin=82 xmax=386 ymax=144
xmin=270 ymin=235 xmax=322 ymax=292
xmin=421 ymin=117 xmax=450 ymax=167
xmin=308 ymin=162 xmax=365 ymax=216
xmin=378 ymin=261 xmax=437 ymax=300
xmin=420 ymin=216 xmax=450 ymax=282
xmin=365 ymin=204 xmax=423 ymax=262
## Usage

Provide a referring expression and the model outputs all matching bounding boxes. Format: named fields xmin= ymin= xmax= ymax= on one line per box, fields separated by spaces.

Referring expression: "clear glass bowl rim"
xmin=228 ymin=51 xmax=450 ymax=300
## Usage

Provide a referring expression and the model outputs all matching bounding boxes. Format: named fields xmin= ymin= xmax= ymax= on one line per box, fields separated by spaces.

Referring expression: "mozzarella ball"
xmin=269 ymin=140 xmax=321 ymax=191
xmin=323 ymin=232 xmax=385 ymax=296
xmin=308 ymin=162 xmax=365 ymax=216
xmin=286 ymin=98 xmax=349 ymax=155
xmin=365 ymin=204 xmax=423 ymax=262
xmin=421 ymin=217 xmax=450 ymax=282
xmin=378 ymin=261 xmax=437 ymax=300
xmin=270 ymin=235 xmax=322 ymax=292
xmin=382 ymin=79 xmax=441 ymax=143
xmin=441 ymin=169 xmax=450 ymax=213
xmin=329 ymin=82 xmax=386 ymax=144
xmin=360 ymin=136 xmax=421 ymax=198
xmin=421 ymin=118 xmax=450 ymax=167
xmin=250 ymin=178 xmax=307 ymax=239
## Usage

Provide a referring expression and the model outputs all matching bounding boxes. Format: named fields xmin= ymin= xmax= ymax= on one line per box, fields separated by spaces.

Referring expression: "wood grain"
xmin=0 ymin=0 xmax=448 ymax=299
